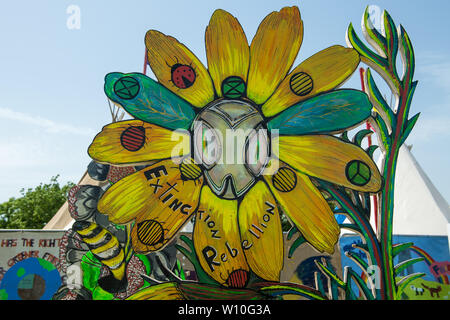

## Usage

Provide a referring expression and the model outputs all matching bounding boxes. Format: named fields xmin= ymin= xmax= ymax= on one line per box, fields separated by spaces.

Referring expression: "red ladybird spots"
xmin=226 ymin=269 xmax=249 ymax=288
xmin=171 ymin=63 xmax=196 ymax=89
xmin=120 ymin=126 xmax=146 ymax=152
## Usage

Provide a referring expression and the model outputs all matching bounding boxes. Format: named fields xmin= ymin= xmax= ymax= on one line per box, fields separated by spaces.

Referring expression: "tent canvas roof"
xmin=387 ymin=144 xmax=450 ymax=236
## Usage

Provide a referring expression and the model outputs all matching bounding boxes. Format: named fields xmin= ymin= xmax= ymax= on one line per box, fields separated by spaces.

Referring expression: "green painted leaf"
xmin=268 ymin=90 xmax=372 ymax=135
xmin=288 ymin=235 xmax=307 ymax=258
xmin=363 ymin=6 xmax=387 ymax=55
xmin=365 ymin=68 xmax=395 ymax=125
xmin=347 ymin=23 xmax=385 ymax=67
xmin=400 ymin=112 xmax=420 ymax=145
xmin=392 ymin=242 xmax=414 ymax=257
xmin=383 ymin=10 xmax=399 ymax=78
xmin=395 ymin=257 xmax=425 ymax=275
xmin=399 ymin=25 xmax=415 ymax=84
xmin=346 ymin=267 xmax=375 ymax=300
xmin=366 ymin=145 xmax=379 ymax=158
xmin=104 ymin=72 xmax=196 ymax=130
xmin=353 ymin=129 xmax=373 ymax=146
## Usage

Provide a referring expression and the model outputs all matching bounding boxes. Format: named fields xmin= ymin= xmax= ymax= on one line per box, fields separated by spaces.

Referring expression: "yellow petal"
xmin=262 ymin=46 xmax=360 ymax=117
xmin=247 ymin=6 xmax=303 ymax=105
xmin=205 ymin=9 xmax=249 ymax=97
xmin=88 ymin=120 xmax=190 ymax=166
xmin=145 ymin=30 xmax=214 ymax=107
xmin=238 ymin=181 xmax=283 ymax=281
xmin=273 ymin=135 xmax=382 ymax=193
xmin=263 ymin=159 xmax=340 ymax=253
xmin=193 ymin=186 xmax=250 ymax=288
xmin=97 ymin=158 xmax=203 ymax=253
xmin=126 ymin=282 xmax=185 ymax=300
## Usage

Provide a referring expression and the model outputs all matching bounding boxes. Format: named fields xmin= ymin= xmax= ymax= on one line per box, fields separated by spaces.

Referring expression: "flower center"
xmin=192 ymin=99 xmax=270 ymax=199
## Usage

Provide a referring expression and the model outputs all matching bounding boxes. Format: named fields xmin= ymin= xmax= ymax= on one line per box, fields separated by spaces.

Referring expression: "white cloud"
xmin=0 ymin=107 xmax=96 ymax=136
xmin=418 ymin=52 xmax=450 ymax=95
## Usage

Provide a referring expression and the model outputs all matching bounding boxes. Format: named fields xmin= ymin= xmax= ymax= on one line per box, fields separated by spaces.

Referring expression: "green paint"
xmin=346 ymin=160 xmax=371 ymax=186
xmin=114 ymin=76 xmax=140 ymax=100
xmin=38 ymin=258 xmax=56 ymax=271
xmin=81 ymin=251 xmax=102 ymax=292
xmin=104 ymin=72 xmax=196 ymax=130
xmin=222 ymin=76 xmax=246 ymax=99
xmin=16 ymin=267 xmax=26 ymax=278
xmin=0 ymin=289 xmax=8 ymax=300
xmin=92 ymin=286 xmax=114 ymax=300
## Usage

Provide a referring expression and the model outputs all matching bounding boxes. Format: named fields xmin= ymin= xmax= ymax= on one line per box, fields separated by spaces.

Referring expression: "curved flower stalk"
xmin=346 ymin=7 xmax=422 ymax=299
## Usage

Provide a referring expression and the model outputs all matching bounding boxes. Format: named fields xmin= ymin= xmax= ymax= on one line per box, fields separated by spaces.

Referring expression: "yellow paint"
xmin=193 ymin=186 xmax=249 ymax=287
xmin=88 ymin=120 xmax=190 ymax=166
xmin=263 ymin=159 xmax=340 ymax=254
xmin=274 ymin=135 xmax=382 ymax=193
xmin=247 ymin=6 xmax=303 ymax=105
xmin=145 ymin=30 xmax=214 ymax=108
xmin=262 ymin=46 xmax=360 ymax=117
xmin=205 ymin=9 xmax=249 ymax=97
xmin=97 ymin=159 xmax=203 ymax=253
xmin=238 ymin=181 xmax=283 ymax=281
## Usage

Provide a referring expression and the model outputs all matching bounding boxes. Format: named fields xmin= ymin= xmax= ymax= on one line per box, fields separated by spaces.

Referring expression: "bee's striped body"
xmin=73 ymin=221 xmax=126 ymax=281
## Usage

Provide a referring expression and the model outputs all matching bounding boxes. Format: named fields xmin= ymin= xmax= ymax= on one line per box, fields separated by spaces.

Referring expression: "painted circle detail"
xmin=222 ymin=76 xmax=246 ymax=99
xmin=171 ymin=64 xmax=196 ymax=89
xmin=114 ymin=76 xmax=140 ymax=100
xmin=345 ymin=160 xmax=371 ymax=186
xmin=289 ymin=72 xmax=313 ymax=96
xmin=120 ymin=126 xmax=146 ymax=152
xmin=272 ymin=167 xmax=297 ymax=192
xmin=137 ymin=220 xmax=164 ymax=246
xmin=0 ymin=257 xmax=61 ymax=300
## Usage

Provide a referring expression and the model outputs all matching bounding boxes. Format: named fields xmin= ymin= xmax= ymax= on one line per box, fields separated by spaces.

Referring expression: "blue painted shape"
xmin=267 ymin=90 xmax=372 ymax=135
xmin=0 ymin=257 xmax=61 ymax=300
xmin=334 ymin=214 xmax=346 ymax=224
xmin=104 ymin=72 xmax=197 ymax=130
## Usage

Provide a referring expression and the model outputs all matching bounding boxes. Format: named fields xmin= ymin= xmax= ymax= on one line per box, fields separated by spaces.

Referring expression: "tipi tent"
xmin=390 ymin=145 xmax=450 ymax=240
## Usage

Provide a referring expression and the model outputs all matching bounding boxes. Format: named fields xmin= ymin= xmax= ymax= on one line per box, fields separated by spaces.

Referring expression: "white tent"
xmin=389 ymin=145 xmax=450 ymax=238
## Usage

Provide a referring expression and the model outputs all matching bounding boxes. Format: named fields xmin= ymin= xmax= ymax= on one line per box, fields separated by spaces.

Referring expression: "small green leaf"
xmin=363 ymin=6 xmax=387 ymax=55
xmin=399 ymin=25 xmax=415 ymax=84
xmin=400 ymin=112 xmax=420 ymax=145
xmin=347 ymin=23 xmax=384 ymax=67
xmin=382 ymin=10 xmax=399 ymax=78
xmin=395 ymin=257 xmax=425 ymax=275
xmin=366 ymin=145 xmax=379 ymax=158
xmin=353 ymin=129 xmax=373 ymax=146
xmin=392 ymin=242 xmax=414 ymax=257
xmin=288 ymin=235 xmax=307 ymax=258
xmin=346 ymin=267 xmax=375 ymax=300
xmin=365 ymin=68 xmax=395 ymax=126
xmin=287 ymin=227 xmax=299 ymax=240
xmin=340 ymin=131 xmax=350 ymax=142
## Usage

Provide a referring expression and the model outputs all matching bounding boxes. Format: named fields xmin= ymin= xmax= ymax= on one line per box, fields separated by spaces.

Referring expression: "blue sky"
xmin=0 ymin=0 xmax=449 ymax=203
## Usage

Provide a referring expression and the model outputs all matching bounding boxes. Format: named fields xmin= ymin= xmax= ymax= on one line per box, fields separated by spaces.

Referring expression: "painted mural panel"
xmin=340 ymin=234 xmax=450 ymax=300
xmin=0 ymin=230 xmax=65 ymax=300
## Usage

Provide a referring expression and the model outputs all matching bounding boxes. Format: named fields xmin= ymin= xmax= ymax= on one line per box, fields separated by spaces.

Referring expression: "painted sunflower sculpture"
xmin=88 ymin=6 xmax=382 ymax=289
